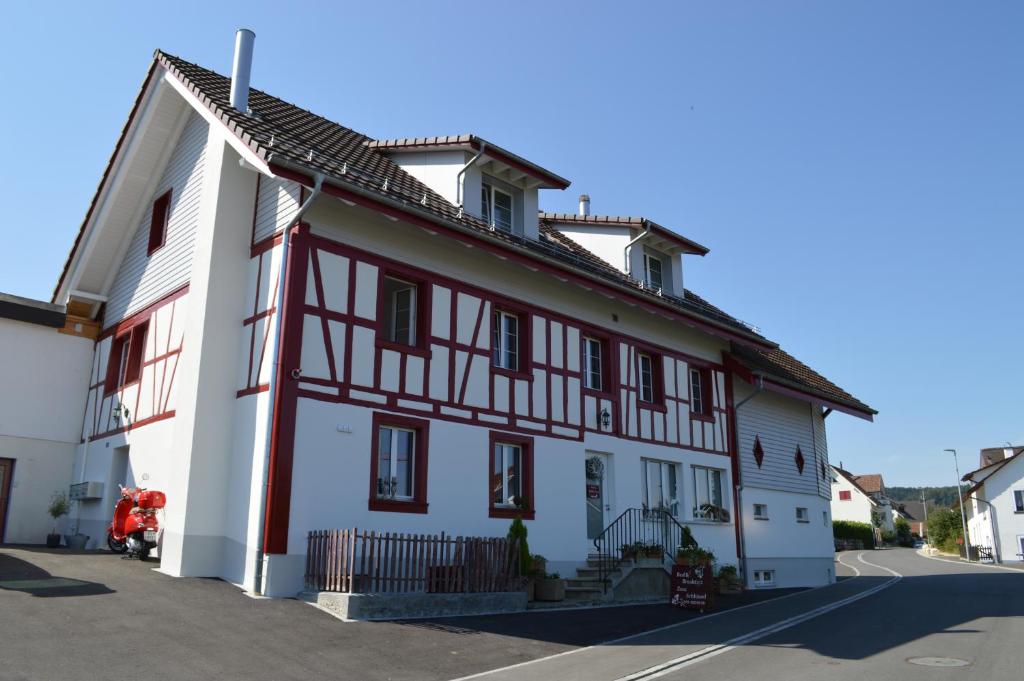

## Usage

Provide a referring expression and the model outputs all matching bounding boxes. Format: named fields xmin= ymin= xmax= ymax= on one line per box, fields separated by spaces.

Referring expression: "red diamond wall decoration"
xmin=752 ymin=436 xmax=764 ymax=468
xmin=795 ymin=445 xmax=805 ymax=474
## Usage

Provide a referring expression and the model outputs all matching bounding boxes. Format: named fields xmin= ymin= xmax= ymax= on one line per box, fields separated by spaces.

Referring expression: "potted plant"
xmin=46 ymin=491 xmax=69 ymax=548
xmin=676 ymin=546 xmax=715 ymax=567
xmin=635 ymin=541 xmax=665 ymax=567
xmin=620 ymin=541 xmax=640 ymax=561
xmin=716 ymin=564 xmax=743 ymax=594
xmin=535 ymin=571 xmax=566 ymax=602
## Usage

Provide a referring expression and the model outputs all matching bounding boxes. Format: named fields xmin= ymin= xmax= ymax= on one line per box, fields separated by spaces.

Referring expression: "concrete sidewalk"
xmin=454 ymin=553 xmax=896 ymax=681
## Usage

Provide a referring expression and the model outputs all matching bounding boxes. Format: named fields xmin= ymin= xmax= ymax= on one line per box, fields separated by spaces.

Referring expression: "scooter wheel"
xmin=138 ymin=545 xmax=151 ymax=561
xmin=107 ymin=532 xmax=128 ymax=554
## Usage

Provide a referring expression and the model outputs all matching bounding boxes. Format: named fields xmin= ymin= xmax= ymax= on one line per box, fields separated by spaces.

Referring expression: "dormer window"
xmin=481 ymin=182 xmax=513 ymax=232
xmin=643 ymin=253 xmax=663 ymax=291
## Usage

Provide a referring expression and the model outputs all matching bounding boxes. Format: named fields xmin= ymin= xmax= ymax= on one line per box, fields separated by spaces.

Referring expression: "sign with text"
xmin=586 ymin=484 xmax=600 ymax=499
xmin=670 ymin=563 xmax=714 ymax=611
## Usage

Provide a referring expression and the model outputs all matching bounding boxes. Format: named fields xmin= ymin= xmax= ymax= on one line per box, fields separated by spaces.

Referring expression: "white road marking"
xmin=916 ymin=549 xmax=1024 ymax=573
xmin=609 ymin=552 xmax=902 ymax=680
xmin=835 ymin=552 xmax=861 ymax=577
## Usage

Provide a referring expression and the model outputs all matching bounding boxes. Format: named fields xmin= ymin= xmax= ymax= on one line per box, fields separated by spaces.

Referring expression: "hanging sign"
xmin=586 ymin=484 xmax=600 ymax=499
xmin=670 ymin=563 xmax=714 ymax=611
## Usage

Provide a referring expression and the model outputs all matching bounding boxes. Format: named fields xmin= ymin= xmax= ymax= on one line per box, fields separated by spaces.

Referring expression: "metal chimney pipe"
xmin=578 ymin=194 xmax=591 ymax=217
xmin=230 ymin=29 xmax=255 ymax=113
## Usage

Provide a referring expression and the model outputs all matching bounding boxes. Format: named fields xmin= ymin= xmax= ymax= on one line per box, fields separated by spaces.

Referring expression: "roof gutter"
xmin=268 ymin=158 xmax=774 ymax=350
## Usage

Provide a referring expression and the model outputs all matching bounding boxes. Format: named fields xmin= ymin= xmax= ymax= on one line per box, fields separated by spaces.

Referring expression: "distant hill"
xmin=886 ymin=486 xmax=961 ymax=508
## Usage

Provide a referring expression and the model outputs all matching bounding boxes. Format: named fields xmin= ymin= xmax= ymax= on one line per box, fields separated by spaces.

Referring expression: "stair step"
xmin=567 ymin=580 xmax=606 ymax=590
xmin=565 ymin=585 xmax=604 ymax=593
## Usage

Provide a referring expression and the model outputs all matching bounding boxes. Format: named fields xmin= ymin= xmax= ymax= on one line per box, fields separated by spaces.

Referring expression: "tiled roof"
xmin=540 ymin=212 xmax=710 ymax=256
xmin=852 ymin=474 xmax=884 ymax=494
xmin=366 ymin=135 xmax=570 ymax=189
xmin=55 ymin=50 xmax=767 ymax=348
xmin=831 ymin=466 xmax=880 ymax=502
xmin=730 ymin=344 xmax=876 ymax=417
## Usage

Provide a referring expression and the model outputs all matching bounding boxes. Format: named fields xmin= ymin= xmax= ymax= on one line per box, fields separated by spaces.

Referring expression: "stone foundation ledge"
xmin=300 ymin=590 xmax=528 ymax=621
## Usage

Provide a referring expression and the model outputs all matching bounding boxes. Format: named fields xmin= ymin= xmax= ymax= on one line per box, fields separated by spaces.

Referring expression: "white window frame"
xmin=692 ymin=466 xmax=726 ymax=521
xmin=753 ymin=569 xmax=775 ymax=587
xmin=642 ymin=458 xmax=679 ymax=516
xmin=753 ymin=503 xmax=769 ymax=520
xmin=376 ymin=425 xmax=416 ymax=501
xmin=643 ymin=253 xmax=663 ymax=291
xmin=689 ymin=368 xmax=706 ymax=414
xmin=796 ymin=507 xmax=809 ymax=523
xmin=384 ymin=276 xmax=417 ymax=346
xmin=492 ymin=310 xmax=520 ymax=371
xmin=638 ymin=352 xmax=654 ymax=403
xmin=481 ymin=182 xmax=514 ymax=233
xmin=493 ymin=442 xmax=523 ymax=508
xmin=582 ymin=336 xmax=603 ymax=391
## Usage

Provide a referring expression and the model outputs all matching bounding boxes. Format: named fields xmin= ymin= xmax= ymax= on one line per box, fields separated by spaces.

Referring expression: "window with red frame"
xmin=148 ymin=189 xmax=172 ymax=255
xmin=368 ymin=413 xmax=429 ymax=513
xmin=489 ymin=432 xmax=534 ymax=519
xmin=581 ymin=335 xmax=611 ymax=392
xmin=637 ymin=351 xmax=663 ymax=404
xmin=689 ymin=367 xmax=713 ymax=416
xmin=379 ymin=273 xmax=428 ymax=350
xmin=104 ymin=322 xmax=148 ymax=394
xmin=838 ymin=490 xmax=852 ymax=501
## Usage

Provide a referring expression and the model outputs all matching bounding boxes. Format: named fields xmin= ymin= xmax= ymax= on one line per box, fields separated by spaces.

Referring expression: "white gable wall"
xmin=830 ymin=472 xmax=875 ymax=525
xmin=105 ymin=110 xmax=208 ymax=325
xmin=966 ymin=454 xmax=1024 ymax=563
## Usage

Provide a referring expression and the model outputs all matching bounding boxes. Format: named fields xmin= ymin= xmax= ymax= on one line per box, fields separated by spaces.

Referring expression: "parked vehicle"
xmin=107 ymin=486 xmax=165 ymax=560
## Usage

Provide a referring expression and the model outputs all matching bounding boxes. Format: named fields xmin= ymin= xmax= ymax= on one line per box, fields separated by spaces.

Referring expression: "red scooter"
xmin=107 ymin=486 xmax=166 ymax=560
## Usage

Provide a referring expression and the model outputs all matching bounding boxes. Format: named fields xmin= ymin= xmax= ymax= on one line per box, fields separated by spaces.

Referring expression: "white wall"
xmin=968 ymin=454 xmax=1024 ymax=563
xmin=0 ymin=318 xmax=92 ymax=543
xmin=830 ymin=474 xmax=875 ymax=525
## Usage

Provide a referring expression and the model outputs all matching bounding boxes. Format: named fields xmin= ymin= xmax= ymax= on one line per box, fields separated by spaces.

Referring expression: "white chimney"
xmin=230 ymin=29 xmax=255 ymax=113
xmin=578 ymin=194 xmax=591 ymax=217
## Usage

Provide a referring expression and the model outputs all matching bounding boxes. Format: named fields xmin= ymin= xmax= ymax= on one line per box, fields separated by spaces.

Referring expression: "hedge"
xmin=833 ymin=520 xmax=874 ymax=547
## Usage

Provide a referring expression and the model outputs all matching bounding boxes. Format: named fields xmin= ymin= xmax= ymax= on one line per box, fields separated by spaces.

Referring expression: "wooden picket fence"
xmin=304 ymin=529 xmax=522 ymax=594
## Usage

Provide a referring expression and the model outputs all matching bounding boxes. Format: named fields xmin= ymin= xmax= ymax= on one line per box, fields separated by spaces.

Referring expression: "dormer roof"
xmin=367 ymin=135 xmax=570 ymax=190
xmin=540 ymin=213 xmax=710 ymax=256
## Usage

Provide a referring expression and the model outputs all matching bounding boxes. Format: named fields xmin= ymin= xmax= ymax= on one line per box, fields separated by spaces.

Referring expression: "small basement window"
xmin=753 ymin=570 xmax=775 ymax=587
xmin=753 ymin=503 xmax=769 ymax=520
xmin=148 ymin=189 xmax=172 ymax=255
xmin=796 ymin=507 xmax=809 ymax=523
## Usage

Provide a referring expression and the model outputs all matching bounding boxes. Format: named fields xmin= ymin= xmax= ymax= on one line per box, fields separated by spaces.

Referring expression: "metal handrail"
xmin=592 ymin=508 xmax=693 ymax=593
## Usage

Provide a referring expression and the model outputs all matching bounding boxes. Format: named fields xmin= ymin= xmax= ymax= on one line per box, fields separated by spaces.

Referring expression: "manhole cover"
xmin=907 ymin=657 xmax=970 ymax=667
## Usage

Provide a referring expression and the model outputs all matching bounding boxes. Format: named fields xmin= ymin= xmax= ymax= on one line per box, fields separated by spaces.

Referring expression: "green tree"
xmin=926 ymin=508 xmax=963 ymax=553
xmin=507 ymin=517 xmax=531 ymax=576
xmin=895 ymin=517 xmax=913 ymax=547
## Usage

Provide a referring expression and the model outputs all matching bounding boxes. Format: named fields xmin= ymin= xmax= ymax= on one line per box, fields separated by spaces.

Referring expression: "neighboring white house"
xmin=962 ymin=446 xmax=1024 ymax=564
xmin=0 ymin=293 xmax=94 ymax=544
xmin=37 ymin=36 xmax=873 ymax=598
xmin=831 ymin=466 xmax=894 ymax=536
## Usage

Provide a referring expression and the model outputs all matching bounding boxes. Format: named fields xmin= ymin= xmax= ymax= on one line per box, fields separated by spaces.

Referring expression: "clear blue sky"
xmin=2 ymin=2 xmax=1021 ymax=486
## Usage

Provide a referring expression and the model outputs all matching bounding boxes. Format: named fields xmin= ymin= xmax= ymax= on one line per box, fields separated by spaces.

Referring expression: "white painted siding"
xmin=736 ymin=386 xmax=825 ymax=497
xmin=252 ymin=176 xmax=301 ymax=244
xmin=105 ymin=111 xmax=208 ymax=325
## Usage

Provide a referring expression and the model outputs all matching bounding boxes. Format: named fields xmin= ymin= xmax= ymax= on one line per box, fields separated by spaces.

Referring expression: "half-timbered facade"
xmin=47 ymin=36 xmax=873 ymax=597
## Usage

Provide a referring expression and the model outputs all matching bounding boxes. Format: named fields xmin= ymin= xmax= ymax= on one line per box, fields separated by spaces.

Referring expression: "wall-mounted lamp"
xmin=599 ymin=408 xmax=611 ymax=429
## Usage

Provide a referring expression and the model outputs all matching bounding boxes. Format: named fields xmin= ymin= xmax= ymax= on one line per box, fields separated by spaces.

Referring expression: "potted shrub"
xmin=535 ymin=571 xmax=566 ymax=602
xmin=46 ymin=491 xmax=69 ymax=548
xmin=676 ymin=546 xmax=715 ymax=567
xmin=717 ymin=564 xmax=743 ymax=594
xmin=636 ymin=541 xmax=665 ymax=567
xmin=620 ymin=541 xmax=640 ymax=561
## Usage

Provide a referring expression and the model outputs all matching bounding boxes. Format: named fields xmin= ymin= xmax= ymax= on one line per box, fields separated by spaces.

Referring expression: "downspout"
xmin=624 ymin=223 xmax=651 ymax=277
xmin=731 ymin=374 xmax=764 ymax=585
xmin=253 ymin=173 xmax=323 ymax=595
xmin=456 ymin=141 xmax=487 ymax=209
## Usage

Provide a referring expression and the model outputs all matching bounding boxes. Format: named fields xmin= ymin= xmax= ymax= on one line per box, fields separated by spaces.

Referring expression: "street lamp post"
xmin=945 ymin=448 xmax=970 ymax=562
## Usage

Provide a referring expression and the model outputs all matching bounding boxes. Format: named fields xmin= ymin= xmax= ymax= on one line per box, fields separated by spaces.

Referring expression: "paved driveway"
xmin=0 ymin=546 xmax=797 ymax=681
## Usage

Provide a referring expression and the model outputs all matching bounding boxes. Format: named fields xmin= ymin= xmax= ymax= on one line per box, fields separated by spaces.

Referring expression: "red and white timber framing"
xmin=256 ymin=220 xmax=734 ymax=554
xmin=84 ymin=286 xmax=188 ymax=441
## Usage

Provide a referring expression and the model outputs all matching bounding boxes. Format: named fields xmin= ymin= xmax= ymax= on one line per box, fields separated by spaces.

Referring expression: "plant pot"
xmin=636 ymin=556 xmax=664 ymax=568
xmin=46 ymin=533 xmax=62 ymax=548
xmin=621 ymin=550 xmax=637 ymax=562
xmin=535 ymin=578 xmax=566 ymax=602
xmin=64 ymin=533 xmax=90 ymax=550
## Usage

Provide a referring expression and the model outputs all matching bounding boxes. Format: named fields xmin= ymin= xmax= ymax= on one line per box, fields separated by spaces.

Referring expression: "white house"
xmin=962 ymin=446 xmax=1024 ymax=564
xmin=0 ymin=293 xmax=94 ymax=544
xmin=34 ymin=33 xmax=874 ymax=597
xmin=831 ymin=466 xmax=894 ymax=535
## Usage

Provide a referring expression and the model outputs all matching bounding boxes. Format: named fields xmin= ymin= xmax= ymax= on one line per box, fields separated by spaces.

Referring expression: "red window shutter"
xmin=124 ymin=322 xmax=148 ymax=384
xmin=104 ymin=334 xmax=129 ymax=394
xmin=148 ymin=189 xmax=172 ymax=255
xmin=839 ymin=490 xmax=852 ymax=501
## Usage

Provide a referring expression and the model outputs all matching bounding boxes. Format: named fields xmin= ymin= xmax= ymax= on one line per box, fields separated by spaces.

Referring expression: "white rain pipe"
xmin=624 ymin=223 xmax=651 ymax=276
xmin=252 ymin=174 xmax=323 ymax=595
xmin=456 ymin=141 xmax=487 ymax=208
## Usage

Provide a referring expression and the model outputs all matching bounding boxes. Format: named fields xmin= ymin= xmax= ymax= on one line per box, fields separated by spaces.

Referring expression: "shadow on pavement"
xmin=0 ymin=549 xmax=115 ymax=598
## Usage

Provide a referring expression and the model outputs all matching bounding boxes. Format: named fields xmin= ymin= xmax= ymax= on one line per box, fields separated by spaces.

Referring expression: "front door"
xmin=585 ymin=453 xmax=612 ymax=540
xmin=0 ymin=458 xmax=13 ymax=542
